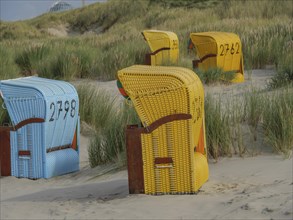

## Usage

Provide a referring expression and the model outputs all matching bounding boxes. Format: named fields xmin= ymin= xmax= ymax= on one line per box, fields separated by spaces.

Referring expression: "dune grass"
xmin=196 ymin=68 xmax=237 ymax=84
xmin=262 ymin=88 xmax=293 ymax=157
xmin=204 ymin=94 xmax=232 ymax=159
xmin=205 ymin=87 xmax=293 ymax=160
xmin=77 ymin=84 xmax=140 ymax=167
xmin=0 ymin=45 xmax=21 ymax=80
xmin=0 ymin=0 xmax=292 ymax=85
xmin=0 ymin=0 xmax=292 ymax=164
xmin=84 ymin=85 xmax=292 ymax=166
xmin=88 ymin=102 xmax=139 ymax=167
xmin=268 ymin=51 xmax=293 ymax=89
xmin=244 ymin=90 xmax=265 ymax=141
xmin=0 ymin=35 xmax=148 ymax=80
xmin=77 ymin=84 xmax=118 ymax=131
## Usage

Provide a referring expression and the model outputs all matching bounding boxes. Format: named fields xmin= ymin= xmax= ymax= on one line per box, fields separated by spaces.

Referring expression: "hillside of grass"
xmin=0 ymin=0 xmax=292 ymax=165
xmin=0 ymin=0 xmax=292 ymax=81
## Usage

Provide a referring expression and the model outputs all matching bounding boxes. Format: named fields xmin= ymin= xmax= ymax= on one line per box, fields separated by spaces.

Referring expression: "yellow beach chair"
xmin=189 ymin=32 xmax=244 ymax=83
xmin=118 ymin=65 xmax=209 ymax=195
xmin=142 ymin=30 xmax=179 ymax=66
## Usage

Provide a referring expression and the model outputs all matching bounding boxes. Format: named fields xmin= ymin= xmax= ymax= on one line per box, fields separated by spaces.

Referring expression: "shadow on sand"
xmin=5 ymin=179 xmax=129 ymax=202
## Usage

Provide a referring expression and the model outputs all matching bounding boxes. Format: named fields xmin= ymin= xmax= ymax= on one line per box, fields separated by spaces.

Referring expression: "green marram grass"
xmin=0 ymin=45 xmax=20 ymax=80
xmin=244 ymin=90 xmax=265 ymax=141
xmin=269 ymin=50 xmax=293 ymax=89
xmin=262 ymin=88 xmax=293 ymax=157
xmin=195 ymin=68 xmax=237 ymax=84
xmin=205 ymin=88 xmax=293 ymax=160
xmin=77 ymin=84 xmax=140 ymax=167
xmin=0 ymin=0 xmax=292 ymax=85
xmin=77 ymin=85 xmax=118 ymax=132
xmin=204 ymin=94 xmax=232 ymax=159
xmin=0 ymin=0 xmax=293 ymax=165
xmin=88 ymin=102 xmax=139 ymax=167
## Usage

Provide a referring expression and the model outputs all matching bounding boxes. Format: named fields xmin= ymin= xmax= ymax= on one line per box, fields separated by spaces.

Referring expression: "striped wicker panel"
xmin=118 ymin=65 xmax=208 ymax=194
xmin=141 ymin=120 xmax=194 ymax=194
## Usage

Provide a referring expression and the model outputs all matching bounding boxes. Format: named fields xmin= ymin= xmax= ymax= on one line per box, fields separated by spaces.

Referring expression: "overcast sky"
xmin=0 ymin=0 xmax=104 ymax=21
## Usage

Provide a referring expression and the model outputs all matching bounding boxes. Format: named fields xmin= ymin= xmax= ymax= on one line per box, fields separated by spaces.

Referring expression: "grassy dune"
xmin=205 ymin=87 xmax=293 ymax=159
xmin=0 ymin=0 xmax=292 ymax=80
xmin=0 ymin=0 xmax=292 ymax=166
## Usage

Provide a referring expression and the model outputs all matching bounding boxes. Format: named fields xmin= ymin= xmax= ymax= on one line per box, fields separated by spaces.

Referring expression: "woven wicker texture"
xmin=142 ymin=30 xmax=179 ymax=66
xmin=118 ymin=65 xmax=208 ymax=194
xmin=190 ymin=32 xmax=244 ymax=83
xmin=0 ymin=76 xmax=79 ymax=179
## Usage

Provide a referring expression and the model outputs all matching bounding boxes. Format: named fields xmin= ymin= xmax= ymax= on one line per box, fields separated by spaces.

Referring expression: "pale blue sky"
xmin=0 ymin=0 xmax=104 ymax=21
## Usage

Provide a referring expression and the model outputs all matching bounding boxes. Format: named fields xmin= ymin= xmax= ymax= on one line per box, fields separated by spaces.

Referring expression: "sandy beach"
xmin=1 ymin=69 xmax=292 ymax=220
xmin=1 ymin=151 xmax=292 ymax=219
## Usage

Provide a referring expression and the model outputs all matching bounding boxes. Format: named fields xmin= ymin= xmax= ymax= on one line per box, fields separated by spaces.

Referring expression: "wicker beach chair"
xmin=189 ymin=32 xmax=244 ymax=83
xmin=118 ymin=65 xmax=209 ymax=194
xmin=142 ymin=30 xmax=179 ymax=66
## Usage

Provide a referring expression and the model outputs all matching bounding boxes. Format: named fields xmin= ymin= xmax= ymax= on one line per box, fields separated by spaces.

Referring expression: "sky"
xmin=0 ymin=0 xmax=104 ymax=21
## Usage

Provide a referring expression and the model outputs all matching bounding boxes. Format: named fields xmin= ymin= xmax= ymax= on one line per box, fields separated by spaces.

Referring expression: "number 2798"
xmin=49 ymin=99 xmax=76 ymax=122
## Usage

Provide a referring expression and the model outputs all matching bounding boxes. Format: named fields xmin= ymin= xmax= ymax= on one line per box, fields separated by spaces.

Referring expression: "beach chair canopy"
xmin=142 ymin=30 xmax=179 ymax=65
xmin=189 ymin=32 xmax=244 ymax=83
xmin=118 ymin=65 xmax=208 ymax=194
xmin=0 ymin=76 xmax=79 ymax=178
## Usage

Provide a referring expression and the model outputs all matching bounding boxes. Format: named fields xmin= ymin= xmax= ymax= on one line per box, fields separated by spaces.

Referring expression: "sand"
xmin=1 ymin=69 xmax=292 ymax=220
xmin=1 ymin=153 xmax=292 ymax=220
